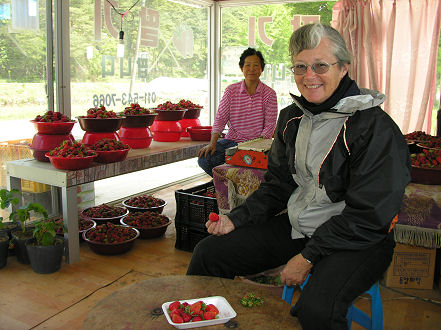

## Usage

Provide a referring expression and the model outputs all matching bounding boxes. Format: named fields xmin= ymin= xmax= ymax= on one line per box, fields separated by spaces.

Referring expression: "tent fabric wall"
xmin=332 ymin=0 xmax=441 ymax=134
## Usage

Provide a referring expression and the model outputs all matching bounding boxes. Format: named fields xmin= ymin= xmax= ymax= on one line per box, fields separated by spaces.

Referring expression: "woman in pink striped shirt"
xmin=198 ymin=47 xmax=278 ymax=176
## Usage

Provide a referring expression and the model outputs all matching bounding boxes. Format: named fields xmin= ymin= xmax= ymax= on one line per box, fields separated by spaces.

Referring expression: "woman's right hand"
xmin=206 ymin=214 xmax=235 ymax=235
xmin=198 ymin=143 xmax=217 ymax=158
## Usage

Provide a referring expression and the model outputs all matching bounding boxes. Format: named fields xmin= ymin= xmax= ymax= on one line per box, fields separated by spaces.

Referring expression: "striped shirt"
xmin=212 ymin=80 xmax=278 ymax=142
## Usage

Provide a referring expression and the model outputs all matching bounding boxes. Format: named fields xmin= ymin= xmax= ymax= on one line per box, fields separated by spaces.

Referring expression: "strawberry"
xmin=168 ymin=301 xmax=181 ymax=311
xmin=171 ymin=313 xmax=184 ymax=323
xmin=203 ymin=311 xmax=216 ymax=320
xmin=205 ymin=304 xmax=219 ymax=315
xmin=192 ymin=316 xmax=203 ymax=322
xmin=209 ymin=212 xmax=219 ymax=222
xmin=182 ymin=313 xmax=192 ymax=322
xmin=189 ymin=301 xmax=202 ymax=314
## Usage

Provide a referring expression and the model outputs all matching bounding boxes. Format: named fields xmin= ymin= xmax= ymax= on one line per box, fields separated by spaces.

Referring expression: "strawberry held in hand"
xmin=209 ymin=212 xmax=219 ymax=222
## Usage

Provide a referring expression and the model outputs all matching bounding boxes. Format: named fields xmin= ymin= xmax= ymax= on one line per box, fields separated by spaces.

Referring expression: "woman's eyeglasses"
xmin=291 ymin=62 xmax=339 ymax=75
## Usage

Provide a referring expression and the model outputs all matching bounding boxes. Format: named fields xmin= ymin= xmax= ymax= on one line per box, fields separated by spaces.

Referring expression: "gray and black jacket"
xmin=228 ymin=81 xmax=411 ymax=265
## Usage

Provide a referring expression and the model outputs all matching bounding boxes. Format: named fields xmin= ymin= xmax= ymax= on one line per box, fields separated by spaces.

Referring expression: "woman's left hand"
xmin=280 ymin=254 xmax=313 ymax=287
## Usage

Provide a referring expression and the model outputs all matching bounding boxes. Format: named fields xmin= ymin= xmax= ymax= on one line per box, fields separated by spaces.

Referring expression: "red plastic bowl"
xmin=31 ymin=133 xmax=75 ymax=162
xmin=95 ymin=148 xmax=130 ymax=163
xmin=77 ymin=117 xmax=123 ymax=132
xmin=154 ymin=109 xmax=187 ymax=121
xmin=31 ymin=133 xmax=75 ymax=150
xmin=121 ymin=113 xmax=157 ymax=128
xmin=45 ymin=153 xmax=97 ymax=170
xmin=187 ymin=126 xmax=212 ymax=141
xmin=119 ymin=137 xmax=153 ymax=149
xmin=31 ymin=149 xmax=51 ymax=162
xmin=82 ymin=132 xmax=120 ymax=145
xmin=151 ymin=121 xmax=182 ymax=142
xmin=119 ymin=126 xmax=153 ymax=139
xmin=31 ymin=120 xmax=75 ymax=135
xmin=179 ymin=118 xmax=201 ymax=137
xmin=183 ymin=108 xmax=201 ymax=119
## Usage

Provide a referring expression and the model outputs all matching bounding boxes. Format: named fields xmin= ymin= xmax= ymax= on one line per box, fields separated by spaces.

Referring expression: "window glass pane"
xmin=70 ymin=0 xmax=209 ymax=139
xmin=0 ymin=0 xmax=48 ymax=141
xmin=220 ymin=1 xmax=336 ymax=111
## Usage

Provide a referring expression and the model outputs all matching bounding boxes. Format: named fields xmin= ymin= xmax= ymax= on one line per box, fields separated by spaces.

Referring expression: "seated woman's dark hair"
xmin=239 ymin=48 xmax=265 ymax=70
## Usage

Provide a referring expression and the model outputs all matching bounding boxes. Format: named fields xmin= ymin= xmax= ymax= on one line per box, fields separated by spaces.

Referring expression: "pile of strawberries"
xmin=82 ymin=105 xmax=119 ymax=118
xmin=202 ymin=190 xmax=216 ymax=198
xmin=417 ymin=138 xmax=441 ymax=149
xmin=124 ymin=195 xmax=164 ymax=208
xmin=123 ymin=211 xmax=169 ymax=228
xmin=411 ymin=148 xmax=441 ymax=168
xmin=92 ymin=138 xmax=129 ymax=151
xmin=82 ymin=203 xmax=127 ymax=218
xmin=177 ymin=99 xmax=203 ymax=109
xmin=48 ymin=140 xmax=96 ymax=158
xmin=34 ymin=111 xmax=74 ymax=122
xmin=85 ymin=222 xmax=137 ymax=243
xmin=405 ymin=131 xmax=432 ymax=142
xmin=156 ymin=99 xmax=202 ymax=111
xmin=55 ymin=217 xmax=95 ymax=235
xmin=168 ymin=300 xmax=219 ymax=324
xmin=123 ymin=103 xmax=156 ymax=115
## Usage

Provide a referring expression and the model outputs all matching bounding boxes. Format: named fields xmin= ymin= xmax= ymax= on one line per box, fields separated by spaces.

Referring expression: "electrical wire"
xmin=105 ymin=0 xmax=142 ymax=22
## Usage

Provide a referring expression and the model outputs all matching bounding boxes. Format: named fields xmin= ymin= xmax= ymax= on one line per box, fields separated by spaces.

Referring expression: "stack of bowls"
xmin=150 ymin=110 xmax=187 ymax=142
xmin=179 ymin=108 xmax=202 ymax=138
xmin=119 ymin=113 xmax=157 ymax=149
xmin=30 ymin=121 xmax=76 ymax=162
xmin=77 ymin=117 xmax=123 ymax=146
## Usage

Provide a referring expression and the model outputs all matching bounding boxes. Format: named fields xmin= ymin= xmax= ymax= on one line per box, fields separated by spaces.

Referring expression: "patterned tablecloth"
xmin=213 ymin=164 xmax=441 ymax=249
xmin=212 ymin=164 xmax=266 ymax=214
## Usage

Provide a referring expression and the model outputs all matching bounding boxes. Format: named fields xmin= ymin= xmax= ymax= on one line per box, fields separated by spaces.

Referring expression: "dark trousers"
xmin=197 ymin=139 xmax=237 ymax=177
xmin=187 ymin=213 xmax=395 ymax=330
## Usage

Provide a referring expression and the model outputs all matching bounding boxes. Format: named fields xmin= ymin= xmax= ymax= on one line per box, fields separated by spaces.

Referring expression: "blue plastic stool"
xmin=282 ymin=274 xmax=383 ymax=330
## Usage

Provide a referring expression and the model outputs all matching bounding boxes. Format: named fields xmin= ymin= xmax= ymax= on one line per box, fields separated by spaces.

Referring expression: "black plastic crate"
xmin=175 ymin=223 xmax=210 ymax=252
xmin=175 ymin=181 xmax=218 ymax=230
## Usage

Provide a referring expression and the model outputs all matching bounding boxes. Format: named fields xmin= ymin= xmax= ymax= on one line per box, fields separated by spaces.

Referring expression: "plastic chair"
xmin=282 ymin=274 xmax=383 ymax=330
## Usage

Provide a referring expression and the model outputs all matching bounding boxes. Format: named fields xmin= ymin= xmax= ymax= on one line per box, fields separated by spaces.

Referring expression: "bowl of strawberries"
xmin=45 ymin=141 xmax=97 ymax=170
xmin=55 ymin=217 xmax=96 ymax=240
xmin=120 ymin=104 xmax=158 ymax=128
xmin=81 ymin=203 xmax=129 ymax=225
xmin=31 ymin=111 xmax=76 ymax=135
xmin=120 ymin=211 xmax=171 ymax=239
xmin=77 ymin=106 xmax=124 ymax=132
xmin=410 ymin=148 xmax=441 ymax=184
xmin=91 ymin=138 xmax=130 ymax=163
xmin=155 ymin=101 xmax=187 ymax=121
xmin=82 ymin=222 xmax=139 ymax=255
xmin=177 ymin=99 xmax=203 ymax=119
xmin=122 ymin=195 xmax=167 ymax=213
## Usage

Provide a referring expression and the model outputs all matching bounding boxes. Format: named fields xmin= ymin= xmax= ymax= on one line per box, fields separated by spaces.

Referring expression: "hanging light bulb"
xmin=117 ymin=30 xmax=125 ymax=58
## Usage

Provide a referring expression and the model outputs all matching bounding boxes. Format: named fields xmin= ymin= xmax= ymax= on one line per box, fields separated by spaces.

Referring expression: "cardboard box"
xmin=384 ymin=243 xmax=436 ymax=289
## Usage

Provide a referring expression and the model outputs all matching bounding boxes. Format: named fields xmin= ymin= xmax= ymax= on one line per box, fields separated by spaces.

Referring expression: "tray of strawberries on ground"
xmin=162 ymin=296 xmax=236 ymax=329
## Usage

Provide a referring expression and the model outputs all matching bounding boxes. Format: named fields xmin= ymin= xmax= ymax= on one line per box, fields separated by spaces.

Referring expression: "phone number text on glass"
xmin=92 ymin=92 xmax=157 ymax=107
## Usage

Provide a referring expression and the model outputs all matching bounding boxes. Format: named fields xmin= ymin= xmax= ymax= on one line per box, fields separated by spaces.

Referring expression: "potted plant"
xmin=0 ymin=189 xmax=22 ymax=267
xmin=7 ymin=191 xmax=49 ymax=264
xmin=25 ymin=218 xmax=64 ymax=274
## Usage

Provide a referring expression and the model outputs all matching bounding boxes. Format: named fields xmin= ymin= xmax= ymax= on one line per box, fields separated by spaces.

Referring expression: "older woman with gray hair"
xmin=187 ymin=23 xmax=410 ymax=329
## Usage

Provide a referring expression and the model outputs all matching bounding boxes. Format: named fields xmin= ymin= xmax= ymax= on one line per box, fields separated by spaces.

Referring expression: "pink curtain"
xmin=332 ymin=0 xmax=441 ymax=134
